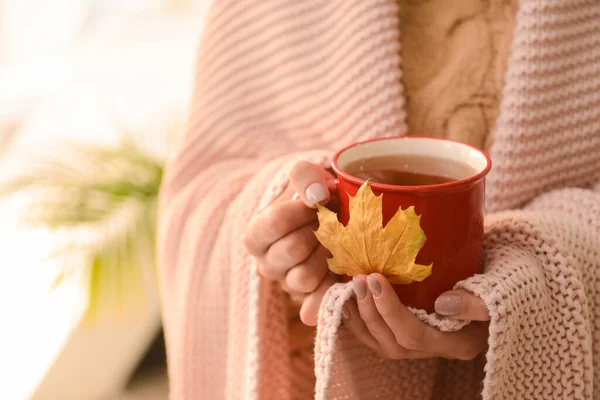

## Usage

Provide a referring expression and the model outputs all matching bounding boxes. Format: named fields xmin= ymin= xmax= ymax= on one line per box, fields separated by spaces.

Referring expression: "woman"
xmin=158 ymin=0 xmax=600 ymax=398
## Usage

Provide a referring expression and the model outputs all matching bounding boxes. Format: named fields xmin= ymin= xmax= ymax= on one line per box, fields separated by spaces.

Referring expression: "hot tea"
xmin=332 ymin=136 xmax=491 ymax=311
xmin=344 ymin=154 xmax=477 ymax=186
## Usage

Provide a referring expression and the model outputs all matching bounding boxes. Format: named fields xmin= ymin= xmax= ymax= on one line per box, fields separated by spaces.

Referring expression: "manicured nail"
xmin=305 ymin=183 xmax=327 ymax=205
xmin=342 ymin=306 xmax=350 ymax=320
xmin=367 ymin=276 xmax=381 ymax=297
xmin=434 ymin=294 xmax=462 ymax=316
xmin=353 ymin=277 xmax=366 ymax=300
xmin=291 ymin=192 xmax=299 ymax=201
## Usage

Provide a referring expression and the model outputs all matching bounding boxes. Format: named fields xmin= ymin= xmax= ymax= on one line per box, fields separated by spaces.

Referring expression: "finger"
xmin=354 ymin=276 xmax=419 ymax=359
xmin=244 ymin=200 xmax=317 ymax=254
xmin=434 ymin=290 xmax=491 ymax=321
xmin=272 ymin=181 xmax=301 ymax=205
xmin=263 ymin=226 xmax=319 ymax=275
xmin=341 ymin=299 xmax=382 ymax=352
xmin=284 ymin=245 xmax=329 ymax=293
xmin=300 ymin=272 xmax=338 ymax=326
xmin=440 ymin=322 xmax=490 ymax=360
xmin=288 ymin=179 xmax=337 ymax=204
xmin=289 ymin=161 xmax=330 ymax=207
xmin=365 ymin=274 xmax=430 ymax=352
xmin=367 ymin=274 xmax=487 ymax=360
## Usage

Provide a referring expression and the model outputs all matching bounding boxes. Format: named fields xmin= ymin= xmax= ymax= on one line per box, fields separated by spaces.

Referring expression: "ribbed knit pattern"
xmin=157 ymin=0 xmax=600 ymax=399
xmin=316 ymin=188 xmax=600 ymax=398
xmin=486 ymin=0 xmax=600 ymax=211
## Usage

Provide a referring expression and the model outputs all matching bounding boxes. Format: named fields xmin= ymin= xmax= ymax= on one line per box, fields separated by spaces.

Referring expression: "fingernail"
xmin=434 ymin=294 xmax=462 ymax=316
xmin=291 ymin=192 xmax=299 ymax=201
xmin=367 ymin=276 xmax=381 ymax=297
xmin=305 ymin=183 xmax=327 ymax=205
xmin=353 ymin=277 xmax=366 ymax=300
xmin=342 ymin=306 xmax=350 ymax=320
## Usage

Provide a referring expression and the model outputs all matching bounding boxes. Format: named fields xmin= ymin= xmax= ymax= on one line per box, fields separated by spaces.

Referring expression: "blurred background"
xmin=0 ymin=1 xmax=211 ymax=399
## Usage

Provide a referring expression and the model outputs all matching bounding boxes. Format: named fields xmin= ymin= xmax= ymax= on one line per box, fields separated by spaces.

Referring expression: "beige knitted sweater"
xmin=398 ymin=0 xmax=517 ymax=149
xmin=157 ymin=0 xmax=600 ymax=399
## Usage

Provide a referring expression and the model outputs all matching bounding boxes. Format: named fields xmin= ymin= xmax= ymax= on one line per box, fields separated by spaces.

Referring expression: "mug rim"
xmin=331 ymin=136 xmax=492 ymax=193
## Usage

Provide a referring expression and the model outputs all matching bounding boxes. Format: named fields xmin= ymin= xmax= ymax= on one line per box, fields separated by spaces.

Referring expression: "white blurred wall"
xmin=0 ymin=1 xmax=212 ymax=398
xmin=0 ymin=0 xmax=87 ymax=64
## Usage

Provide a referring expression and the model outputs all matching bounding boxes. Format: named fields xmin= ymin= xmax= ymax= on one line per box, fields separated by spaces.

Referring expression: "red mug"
xmin=331 ymin=136 xmax=492 ymax=312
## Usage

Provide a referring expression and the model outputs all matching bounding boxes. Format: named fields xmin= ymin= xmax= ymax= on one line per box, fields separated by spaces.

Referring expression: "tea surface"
xmin=344 ymin=154 xmax=477 ymax=186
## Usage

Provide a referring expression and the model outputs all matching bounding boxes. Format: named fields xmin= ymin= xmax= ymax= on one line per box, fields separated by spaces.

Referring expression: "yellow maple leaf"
xmin=314 ymin=182 xmax=432 ymax=284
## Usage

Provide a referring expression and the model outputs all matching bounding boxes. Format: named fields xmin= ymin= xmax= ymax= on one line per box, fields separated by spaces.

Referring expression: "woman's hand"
xmin=244 ymin=161 xmax=337 ymax=326
xmin=343 ymin=274 xmax=490 ymax=360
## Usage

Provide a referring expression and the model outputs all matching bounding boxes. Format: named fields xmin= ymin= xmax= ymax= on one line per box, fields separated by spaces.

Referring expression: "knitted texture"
xmin=157 ymin=0 xmax=600 ymax=399
xmin=314 ymin=283 xmax=471 ymax=399
xmin=485 ymin=0 xmax=600 ymax=211
xmin=316 ymin=190 xmax=600 ymax=398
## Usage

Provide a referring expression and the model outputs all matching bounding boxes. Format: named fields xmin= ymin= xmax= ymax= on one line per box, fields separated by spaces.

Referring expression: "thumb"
xmin=289 ymin=161 xmax=331 ymax=208
xmin=434 ymin=290 xmax=490 ymax=321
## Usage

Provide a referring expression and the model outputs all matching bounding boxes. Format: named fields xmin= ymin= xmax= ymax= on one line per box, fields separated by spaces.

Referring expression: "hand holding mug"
xmin=244 ymin=161 xmax=337 ymax=326
xmin=342 ymin=274 xmax=490 ymax=360
xmin=331 ymin=136 xmax=491 ymax=311
xmin=326 ymin=136 xmax=492 ymax=360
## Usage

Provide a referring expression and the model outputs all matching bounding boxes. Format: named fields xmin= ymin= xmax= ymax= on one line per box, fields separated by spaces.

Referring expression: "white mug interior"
xmin=336 ymin=137 xmax=489 ymax=181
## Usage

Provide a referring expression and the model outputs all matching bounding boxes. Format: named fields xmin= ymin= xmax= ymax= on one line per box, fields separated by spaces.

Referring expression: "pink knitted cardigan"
xmin=157 ymin=1 xmax=600 ymax=399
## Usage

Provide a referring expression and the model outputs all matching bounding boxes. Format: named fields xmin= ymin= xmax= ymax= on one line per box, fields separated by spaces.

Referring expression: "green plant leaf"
xmin=1 ymin=139 xmax=163 ymax=321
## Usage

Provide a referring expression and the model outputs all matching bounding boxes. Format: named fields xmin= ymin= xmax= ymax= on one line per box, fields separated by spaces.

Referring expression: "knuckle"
xmin=290 ymin=161 xmax=313 ymax=180
xmin=243 ymin=216 xmax=260 ymax=252
xmin=256 ymin=263 xmax=268 ymax=278
xmin=288 ymin=266 xmax=321 ymax=293
xmin=256 ymin=263 xmax=267 ymax=278
xmin=303 ymin=273 xmax=322 ymax=293
xmin=257 ymin=262 xmax=279 ymax=281
xmin=242 ymin=230 xmax=257 ymax=253
xmin=264 ymin=212 xmax=288 ymax=239
xmin=281 ymin=236 xmax=311 ymax=265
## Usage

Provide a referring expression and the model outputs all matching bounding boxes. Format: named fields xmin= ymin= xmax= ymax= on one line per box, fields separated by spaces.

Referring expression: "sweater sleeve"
xmin=156 ymin=0 xmax=412 ymax=396
xmin=454 ymin=185 xmax=600 ymax=399
xmin=158 ymin=148 xmax=331 ymax=400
